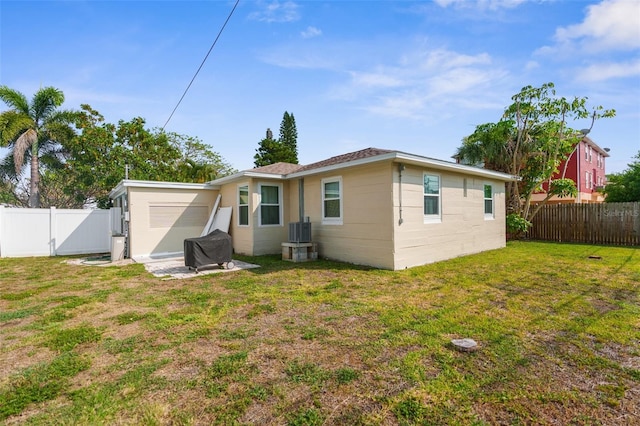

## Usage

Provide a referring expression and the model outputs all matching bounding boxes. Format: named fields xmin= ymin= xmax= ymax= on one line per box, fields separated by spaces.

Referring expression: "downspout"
xmin=398 ymin=163 xmax=404 ymax=225
xmin=298 ymin=178 xmax=304 ymax=222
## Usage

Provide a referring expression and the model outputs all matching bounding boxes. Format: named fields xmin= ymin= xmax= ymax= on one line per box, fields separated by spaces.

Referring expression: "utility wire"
xmin=162 ymin=0 xmax=240 ymax=131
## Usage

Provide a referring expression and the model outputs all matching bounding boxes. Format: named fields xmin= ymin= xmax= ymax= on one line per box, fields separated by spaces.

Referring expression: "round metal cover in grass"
xmin=451 ymin=338 xmax=479 ymax=352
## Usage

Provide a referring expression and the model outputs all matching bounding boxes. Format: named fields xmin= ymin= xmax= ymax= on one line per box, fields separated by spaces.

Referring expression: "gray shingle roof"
xmin=251 ymin=162 xmax=304 ymax=175
xmin=296 ymin=147 xmax=393 ymax=172
xmin=248 ymin=148 xmax=393 ymax=175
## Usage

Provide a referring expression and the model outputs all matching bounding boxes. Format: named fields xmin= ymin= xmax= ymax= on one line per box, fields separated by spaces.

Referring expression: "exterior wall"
xmin=128 ymin=187 xmax=217 ymax=258
xmin=392 ymin=165 xmax=506 ymax=270
xmin=252 ymin=179 xmax=292 ymax=255
xmin=222 ymin=178 xmax=292 ymax=256
xmin=223 ymin=180 xmax=253 ymax=255
xmin=301 ymin=162 xmax=395 ymax=269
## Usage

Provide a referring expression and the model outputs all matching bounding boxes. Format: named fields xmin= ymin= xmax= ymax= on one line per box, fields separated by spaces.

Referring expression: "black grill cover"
xmin=184 ymin=230 xmax=232 ymax=269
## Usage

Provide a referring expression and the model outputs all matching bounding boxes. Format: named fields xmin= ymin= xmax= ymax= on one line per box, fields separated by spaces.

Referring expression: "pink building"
xmin=532 ymin=136 xmax=609 ymax=204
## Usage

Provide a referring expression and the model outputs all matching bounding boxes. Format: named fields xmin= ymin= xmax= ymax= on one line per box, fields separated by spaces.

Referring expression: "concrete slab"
xmin=137 ymin=256 xmax=260 ymax=280
xmin=67 ymin=255 xmax=260 ymax=280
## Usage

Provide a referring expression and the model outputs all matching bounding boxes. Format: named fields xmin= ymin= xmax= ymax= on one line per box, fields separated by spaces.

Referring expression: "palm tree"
xmin=0 ymin=86 xmax=76 ymax=207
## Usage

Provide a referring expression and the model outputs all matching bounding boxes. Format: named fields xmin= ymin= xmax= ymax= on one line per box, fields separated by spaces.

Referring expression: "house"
xmin=531 ymin=136 xmax=609 ymax=204
xmin=110 ymin=148 xmax=515 ymax=270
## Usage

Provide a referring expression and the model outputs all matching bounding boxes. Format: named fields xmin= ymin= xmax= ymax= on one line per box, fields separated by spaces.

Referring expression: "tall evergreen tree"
xmin=254 ymin=112 xmax=299 ymax=167
xmin=278 ymin=111 xmax=298 ymax=164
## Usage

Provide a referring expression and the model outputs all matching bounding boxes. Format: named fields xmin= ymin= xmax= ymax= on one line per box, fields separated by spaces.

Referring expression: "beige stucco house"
xmin=110 ymin=148 xmax=515 ymax=270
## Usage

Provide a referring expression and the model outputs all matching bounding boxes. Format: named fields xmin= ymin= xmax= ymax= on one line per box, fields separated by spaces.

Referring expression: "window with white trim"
xmin=586 ymin=171 xmax=591 ymax=189
xmin=484 ymin=184 xmax=494 ymax=219
xmin=322 ymin=177 xmax=342 ymax=224
xmin=259 ymin=183 xmax=281 ymax=226
xmin=238 ymin=184 xmax=249 ymax=226
xmin=423 ymin=173 xmax=441 ymax=223
xmin=585 ymin=142 xmax=589 ymax=160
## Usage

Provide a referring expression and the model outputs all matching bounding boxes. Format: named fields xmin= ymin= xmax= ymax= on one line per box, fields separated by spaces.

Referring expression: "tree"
xmin=254 ymin=112 xmax=299 ymax=166
xmin=169 ymin=132 xmax=236 ymax=183
xmin=278 ymin=111 xmax=298 ymax=164
xmin=455 ymin=82 xmax=615 ymax=235
xmin=58 ymin=105 xmax=235 ymax=208
xmin=0 ymin=86 xmax=77 ymax=207
xmin=603 ymin=152 xmax=640 ymax=202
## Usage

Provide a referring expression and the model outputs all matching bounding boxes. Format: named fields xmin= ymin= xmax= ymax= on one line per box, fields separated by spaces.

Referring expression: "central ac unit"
xmin=288 ymin=222 xmax=312 ymax=243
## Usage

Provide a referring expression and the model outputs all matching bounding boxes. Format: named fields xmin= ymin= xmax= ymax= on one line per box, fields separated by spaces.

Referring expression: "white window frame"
xmin=483 ymin=183 xmax=494 ymax=220
xmin=258 ymin=182 xmax=283 ymax=227
xmin=321 ymin=177 xmax=343 ymax=225
xmin=423 ymin=173 xmax=441 ymax=224
xmin=237 ymin=184 xmax=249 ymax=227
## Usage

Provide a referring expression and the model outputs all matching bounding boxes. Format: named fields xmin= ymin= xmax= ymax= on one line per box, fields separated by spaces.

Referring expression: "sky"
xmin=1 ymin=0 xmax=639 ymax=175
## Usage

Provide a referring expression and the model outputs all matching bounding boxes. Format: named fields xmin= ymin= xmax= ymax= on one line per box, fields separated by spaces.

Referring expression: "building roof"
xmin=208 ymin=147 xmax=517 ymax=186
xmin=296 ymin=148 xmax=394 ymax=172
xmin=252 ymin=162 xmax=304 ymax=174
xmin=582 ymin=136 xmax=610 ymax=157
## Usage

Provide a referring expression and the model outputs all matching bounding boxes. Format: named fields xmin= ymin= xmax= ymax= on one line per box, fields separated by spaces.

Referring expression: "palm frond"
xmin=0 ymin=85 xmax=30 ymax=114
xmin=31 ymin=87 xmax=64 ymax=122
xmin=0 ymin=110 xmax=32 ymax=147
xmin=13 ymin=128 xmax=37 ymax=174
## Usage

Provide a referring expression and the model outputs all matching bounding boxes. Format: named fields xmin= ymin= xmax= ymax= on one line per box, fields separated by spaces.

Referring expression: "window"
xmin=586 ymin=172 xmax=591 ymax=189
xmin=585 ymin=143 xmax=589 ymax=160
xmin=259 ymin=184 xmax=281 ymax=226
xmin=484 ymin=184 xmax=494 ymax=218
xmin=423 ymin=173 xmax=441 ymax=222
xmin=238 ymin=185 xmax=249 ymax=226
xmin=322 ymin=177 xmax=342 ymax=224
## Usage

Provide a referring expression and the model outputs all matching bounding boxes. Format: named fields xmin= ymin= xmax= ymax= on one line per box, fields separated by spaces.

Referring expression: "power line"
xmin=162 ymin=0 xmax=240 ymax=131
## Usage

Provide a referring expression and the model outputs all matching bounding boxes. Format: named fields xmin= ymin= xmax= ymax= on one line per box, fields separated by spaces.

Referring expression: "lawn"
xmin=0 ymin=241 xmax=638 ymax=425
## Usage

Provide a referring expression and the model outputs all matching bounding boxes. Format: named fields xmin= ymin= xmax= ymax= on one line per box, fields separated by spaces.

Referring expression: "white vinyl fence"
xmin=0 ymin=206 xmax=121 ymax=258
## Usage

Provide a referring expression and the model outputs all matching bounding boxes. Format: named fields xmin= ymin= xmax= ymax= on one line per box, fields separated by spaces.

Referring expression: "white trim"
xmin=321 ymin=176 xmax=343 ymax=225
xmin=288 ymin=152 xmax=516 ymax=182
xmin=258 ymin=182 xmax=283 ymax=227
xmin=205 ymin=151 xmax=517 ymax=187
xmin=109 ymin=179 xmax=215 ymax=199
xmin=423 ymin=172 xmax=442 ymax=224
xmin=483 ymin=183 xmax=495 ymax=220
xmin=237 ymin=183 xmax=250 ymax=227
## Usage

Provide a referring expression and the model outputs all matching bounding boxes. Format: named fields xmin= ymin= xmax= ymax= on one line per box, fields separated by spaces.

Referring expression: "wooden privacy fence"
xmin=527 ymin=202 xmax=640 ymax=246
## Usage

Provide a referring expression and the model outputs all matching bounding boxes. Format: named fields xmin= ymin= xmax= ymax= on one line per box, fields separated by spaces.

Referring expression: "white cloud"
xmin=349 ymin=70 xmax=403 ymax=89
xmin=554 ymin=0 xmax=640 ymax=52
xmin=301 ymin=26 xmax=322 ymax=39
xmin=249 ymin=1 xmax=300 ymax=23
xmin=576 ymin=59 xmax=640 ymax=82
xmin=525 ymin=60 xmax=540 ymax=71
xmin=335 ymin=48 xmax=506 ymax=119
xmin=434 ymin=0 xmax=526 ymax=10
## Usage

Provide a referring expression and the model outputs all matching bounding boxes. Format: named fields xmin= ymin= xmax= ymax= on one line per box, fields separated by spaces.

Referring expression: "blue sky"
xmin=1 ymin=0 xmax=639 ymax=174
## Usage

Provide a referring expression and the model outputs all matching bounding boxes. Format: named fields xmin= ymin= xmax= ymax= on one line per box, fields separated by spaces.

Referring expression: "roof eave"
xmin=207 ymin=170 xmax=288 ymax=185
xmin=109 ymin=179 xmax=216 ymax=199
xmin=288 ymin=152 xmax=516 ymax=181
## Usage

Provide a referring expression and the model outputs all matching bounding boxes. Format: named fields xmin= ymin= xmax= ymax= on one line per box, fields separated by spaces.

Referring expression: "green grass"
xmin=0 ymin=241 xmax=638 ymax=424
